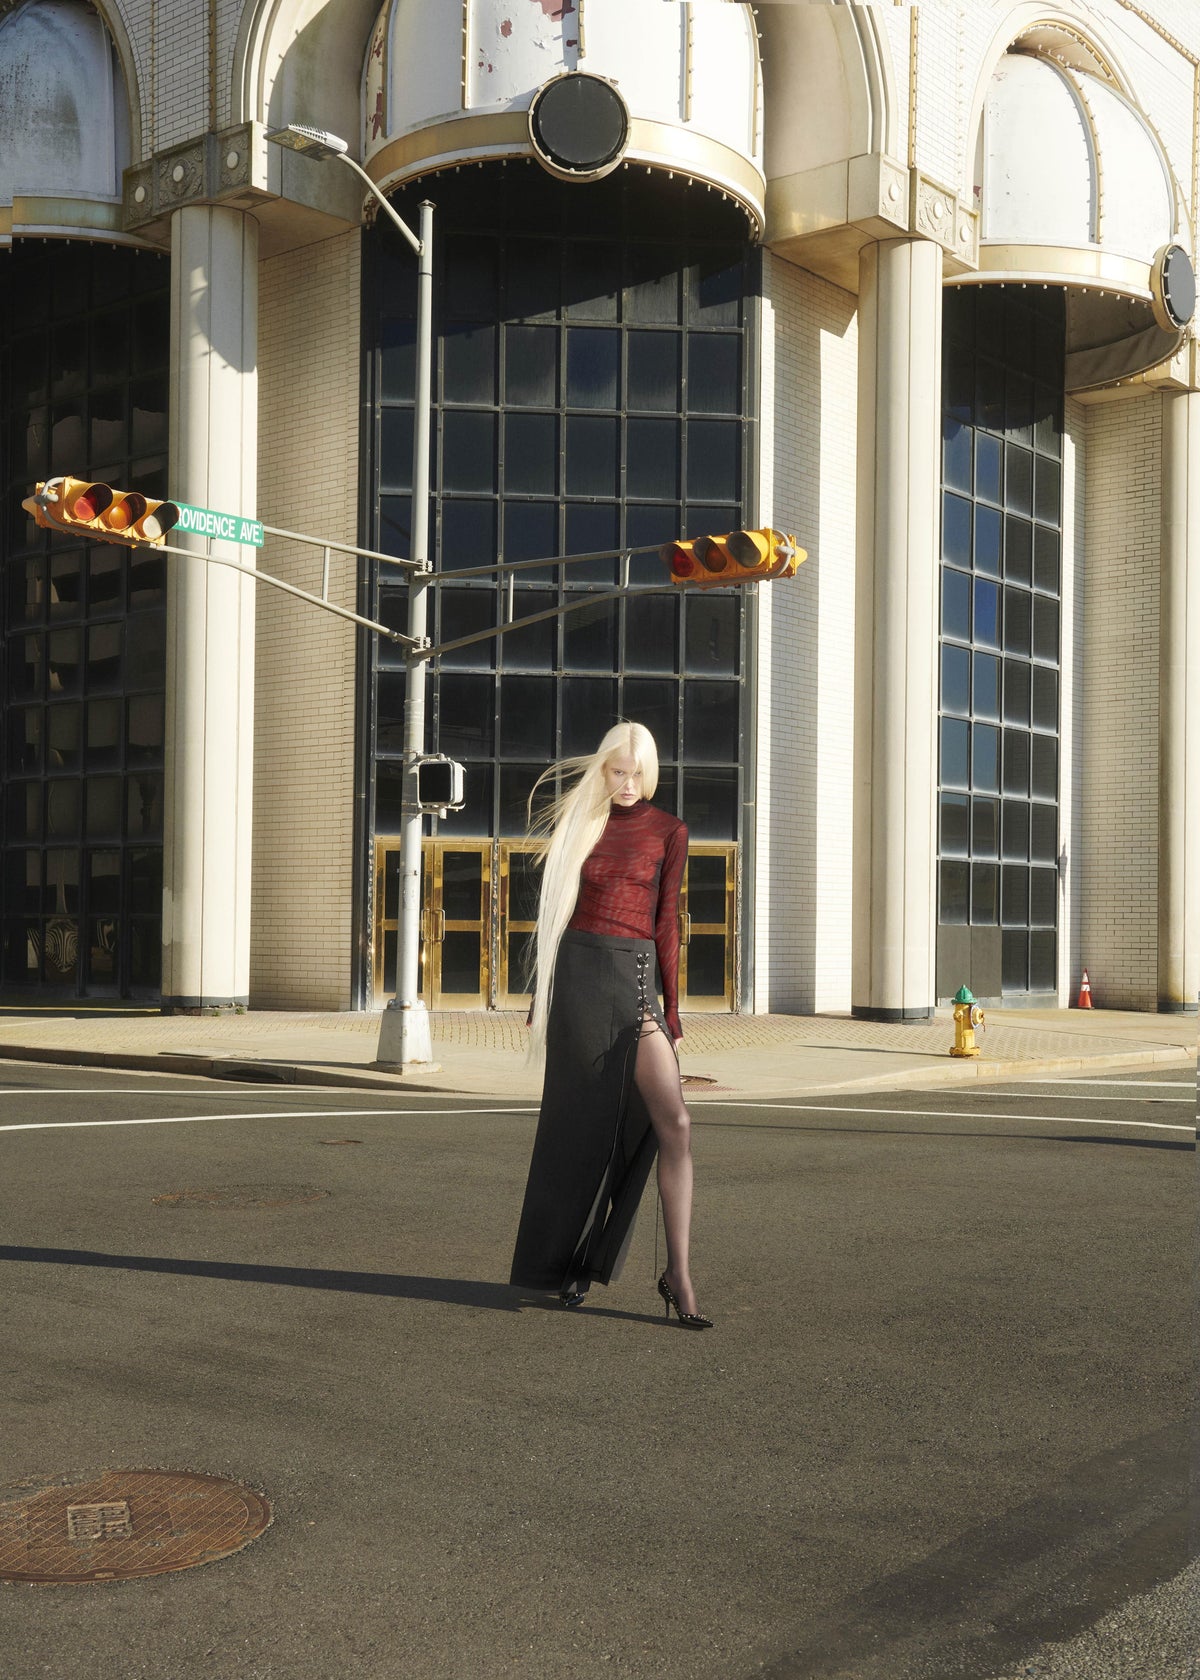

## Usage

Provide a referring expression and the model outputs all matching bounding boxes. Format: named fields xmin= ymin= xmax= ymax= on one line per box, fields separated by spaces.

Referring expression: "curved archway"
xmin=758 ymin=0 xmax=899 ymax=180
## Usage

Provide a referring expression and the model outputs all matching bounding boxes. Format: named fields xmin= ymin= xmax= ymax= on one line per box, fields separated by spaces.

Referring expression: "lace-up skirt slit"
xmin=509 ymin=928 xmax=668 ymax=1292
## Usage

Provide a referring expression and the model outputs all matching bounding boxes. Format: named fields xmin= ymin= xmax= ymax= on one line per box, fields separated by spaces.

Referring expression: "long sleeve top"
xmin=568 ymin=800 xmax=689 ymax=1039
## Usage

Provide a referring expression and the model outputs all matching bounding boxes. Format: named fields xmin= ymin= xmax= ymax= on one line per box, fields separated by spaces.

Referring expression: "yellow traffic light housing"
xmin=659 ymin=527 xmax=805 ymax=586
xmin=21 ymin=478 xmax=180 ymax=546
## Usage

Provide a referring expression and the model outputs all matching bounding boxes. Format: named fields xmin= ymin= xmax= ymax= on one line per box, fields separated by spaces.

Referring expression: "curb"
xmin=0 ymin=1040 xmax=1191 ymax=1098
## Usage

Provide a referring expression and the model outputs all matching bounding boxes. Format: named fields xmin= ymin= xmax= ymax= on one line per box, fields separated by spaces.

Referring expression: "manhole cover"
xmin=152 ymin=1186 xmax=329 ymax=1209
xmin=0 ymin=1470 xmax=271 ymax=1584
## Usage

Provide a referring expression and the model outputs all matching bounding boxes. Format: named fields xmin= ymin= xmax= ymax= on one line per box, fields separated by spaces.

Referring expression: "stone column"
xmin=1158 ymin=390 xmax=1199 ymax=1013
xmin=161 ymin=205 xmax=257 ymax=1010
xmin=852 ymin=238 xmax=942 ymax=1020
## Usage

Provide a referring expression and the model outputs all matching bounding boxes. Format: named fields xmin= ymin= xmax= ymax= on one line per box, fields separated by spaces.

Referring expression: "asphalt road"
xmin=0 ymin=1063 xmax=1194 ymax=1680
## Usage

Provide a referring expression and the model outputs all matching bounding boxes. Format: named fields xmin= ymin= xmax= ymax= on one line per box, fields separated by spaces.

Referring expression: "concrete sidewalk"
xmin=0 ymin=1001 xmax=1192 ymax=1098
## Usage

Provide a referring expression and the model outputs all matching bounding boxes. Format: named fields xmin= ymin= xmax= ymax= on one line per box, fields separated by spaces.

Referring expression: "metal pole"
xmin=378 ymin=199 xmax=435 ymax=1068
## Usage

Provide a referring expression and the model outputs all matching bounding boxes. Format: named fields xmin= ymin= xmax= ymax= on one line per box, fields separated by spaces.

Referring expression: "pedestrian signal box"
xmin=415 ymin=756 xmax=465 ymax=813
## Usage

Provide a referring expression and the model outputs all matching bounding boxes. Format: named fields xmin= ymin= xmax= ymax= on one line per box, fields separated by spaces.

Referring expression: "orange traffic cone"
xmin=1077 ymin=968 xmax=1093 ymax=1008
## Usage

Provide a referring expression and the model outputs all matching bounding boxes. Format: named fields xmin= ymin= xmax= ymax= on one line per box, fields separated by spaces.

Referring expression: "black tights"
xmin=634 ymin=1020 xmax=698 ymax=1313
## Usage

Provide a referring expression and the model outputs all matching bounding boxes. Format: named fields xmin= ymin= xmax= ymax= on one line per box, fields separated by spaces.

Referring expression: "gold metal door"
xmin=372 ymin=840 xmax=491 ymax=1008
xmin=496 ymin=842 xmax=539 ymax=1008
xmin=678 ymin=843 xmax=737 ymax=1011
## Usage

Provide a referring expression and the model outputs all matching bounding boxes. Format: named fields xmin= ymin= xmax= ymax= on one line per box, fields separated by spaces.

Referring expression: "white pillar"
xmin=162 ymin=205 xmax=257 ymax=1010
xmin=1158 ymin=391 xmax=1200 ymax=1014
xmin=852 ymin=238 xmax=942 ymax=1020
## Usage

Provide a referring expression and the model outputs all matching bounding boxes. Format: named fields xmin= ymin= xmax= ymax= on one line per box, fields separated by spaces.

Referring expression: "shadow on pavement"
xmin=0 ymin=1244 xmax=665 ymax=1324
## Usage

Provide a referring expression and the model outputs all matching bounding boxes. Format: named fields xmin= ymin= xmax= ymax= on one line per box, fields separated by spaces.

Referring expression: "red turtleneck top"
xmin=568 ymin=800 xmax=688 ymax=1039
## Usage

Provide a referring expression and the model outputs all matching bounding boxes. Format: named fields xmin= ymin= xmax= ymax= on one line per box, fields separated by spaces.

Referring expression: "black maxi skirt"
xmin=510 ymin=929 xmax=667 ymax=1293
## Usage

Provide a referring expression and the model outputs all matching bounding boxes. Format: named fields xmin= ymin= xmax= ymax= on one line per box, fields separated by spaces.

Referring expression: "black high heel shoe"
xmin=657 ymin=1272 xmax=713 ymax=1330
xmin=560 ymin=1285 xmax=588 ymax=1309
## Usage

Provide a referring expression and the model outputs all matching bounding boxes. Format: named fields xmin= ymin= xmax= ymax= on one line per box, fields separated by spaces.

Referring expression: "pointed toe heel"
xmin=656 ymin=1271 xmax=713 ymax=1330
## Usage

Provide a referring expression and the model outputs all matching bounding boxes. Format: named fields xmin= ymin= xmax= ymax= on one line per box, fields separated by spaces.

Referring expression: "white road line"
xmin=1026 ymin=1078 xmax=1194 ymax=1089
xmin=0 ymin=1106 xmax=537 ymax=1134
xmin=688 ymin=1100 xmax=1193 ymax=1134
xmin=900 ymin=1091 xmax=1191 ymax=1105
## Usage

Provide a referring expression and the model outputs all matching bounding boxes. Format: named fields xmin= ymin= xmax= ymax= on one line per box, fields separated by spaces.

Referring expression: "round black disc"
xmin=530 ymin=75 xmax=629 ymax=175
xmin=1159 ymin=244 xmax=1196 ymax=330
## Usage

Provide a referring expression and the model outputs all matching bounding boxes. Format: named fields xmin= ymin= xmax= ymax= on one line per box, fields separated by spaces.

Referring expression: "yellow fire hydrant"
xmin=950 ymin=985 xmax=985 ymax=1057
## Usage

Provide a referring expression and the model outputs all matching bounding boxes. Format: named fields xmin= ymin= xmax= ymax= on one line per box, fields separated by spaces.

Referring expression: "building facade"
xmin=1 ymin=0 xmax=1197 ymax=1021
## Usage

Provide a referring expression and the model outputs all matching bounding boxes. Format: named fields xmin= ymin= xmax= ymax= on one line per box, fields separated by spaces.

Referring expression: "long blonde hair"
xmin=525 ymin=720 xmax=660 ymax=1057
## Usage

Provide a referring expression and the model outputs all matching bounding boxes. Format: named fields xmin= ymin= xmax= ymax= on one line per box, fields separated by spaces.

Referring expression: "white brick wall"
xmin=754 ymin=251 xmax=858 ymax=1013
xmin=1077 ymin=394 xmax=1162 ymax=1009
xmin=253 ymin=230 xmax=363 ymax=1009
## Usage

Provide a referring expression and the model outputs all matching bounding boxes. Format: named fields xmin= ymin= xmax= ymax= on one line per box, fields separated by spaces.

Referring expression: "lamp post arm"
xmin=334 ymin=152 xmax=422 ymax=255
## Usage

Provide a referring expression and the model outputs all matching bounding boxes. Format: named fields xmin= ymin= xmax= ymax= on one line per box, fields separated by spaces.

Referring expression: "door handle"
xmin=679 ymin=912 xmax=692 ymax=947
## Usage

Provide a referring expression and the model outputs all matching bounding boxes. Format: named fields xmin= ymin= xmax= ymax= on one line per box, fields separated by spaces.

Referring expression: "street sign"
xmin=174 ymin=501 xmax=265 ymax=548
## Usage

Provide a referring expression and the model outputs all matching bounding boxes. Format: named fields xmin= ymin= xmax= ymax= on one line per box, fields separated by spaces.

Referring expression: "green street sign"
xmin=174 ymin=501 xmax=265 ymax=548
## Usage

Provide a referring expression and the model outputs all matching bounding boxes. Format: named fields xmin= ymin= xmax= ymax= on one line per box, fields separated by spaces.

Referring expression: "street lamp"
xmin=267 ymin=121 xmax=435 ymax=1067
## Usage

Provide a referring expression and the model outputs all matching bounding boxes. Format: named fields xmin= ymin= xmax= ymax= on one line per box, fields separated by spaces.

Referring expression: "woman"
xmin=509 ymin=721 xmax=711 ymax=1328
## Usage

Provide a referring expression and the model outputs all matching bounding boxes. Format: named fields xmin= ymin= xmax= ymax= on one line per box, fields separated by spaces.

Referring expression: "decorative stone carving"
xmin=124 ymin=125 xmax=270 ymax=238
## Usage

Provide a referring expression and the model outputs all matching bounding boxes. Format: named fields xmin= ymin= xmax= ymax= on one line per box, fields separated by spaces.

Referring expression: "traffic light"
xmin=22 ymin=478 xmax=180 ymax=546
xmin=659 ymin=527 xmax=805 ymax=586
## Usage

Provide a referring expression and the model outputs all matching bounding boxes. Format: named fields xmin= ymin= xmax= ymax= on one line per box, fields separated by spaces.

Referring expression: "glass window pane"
xmin=505 ymin=324 xmax=557 ymax=406
xmin=1006 ymin=370 xmax=1033 ymax=443
xmin=972 ymin=797 xmax=998 ymax=858
xmin=499 ymin=676 xmax=554 ymax=758
xmin=1003 ymin=587 xmax=1031 ymax=656
xmin=127 ymin=772 xmax=162 ymax=839
xmin=1030 ymin=867 xmax=1056 ymax=928
xmin=972 ymin=652 xmax=999 ymax=720
xmin=622 ymin=677 xmax=678 ymax=759
xmin=628 ymin=331 xmax=681 ymax=412
xmin=1001 ymin=800 xmax=1030 ymax=860
xmin=445 ymin=235 xmax=498 ymax=317
xmin=686 ymin=420 xmax=739 ymax=504
xmin=380 ymin=407 xmax=413 ymax=491
xmin=1003 ymin=731 xmax=1030 ymax=796
xmin=85 ymin=698 xmax=120 ymax=769
xmin=683 ymin=680 xmax=738 ymax=763
xmin=1035 ymin=454 xmax=1061 ymax=525
xmin=627 ymin=417 xmax=680 ymax=501
xmin=49 ymin=628 xmax=81 ymax=695
xmin=686 ymin=853 xmax=727 ymax=926
xmin=504 ymin=412 xmax=557 ymax=495
xmin=681 ymin=766 xmax=737 ymax=839
xmin=564 ymin=243 xmax=619 ymax=321
xmin=1006 ymin=445 xmax=1033 ymax=515
xmin=1005 ymin=516 xmax=1032 ymax=584
xmin=437 ymin=588 xmax=496 ymax=669
xmin=376 ymin=672 xmax=405 ymax=753
xmin=441 ymin=500 xmax=497 ymax=574
xmin=972 ymin=724 xmax=999 ymax=793
xmin=443 ymin=323 xmax=496 ymax=405
xmin=1029 ymin=929 xmax=1056 ymax=990
xmin=943 ymin=416 xmax=972 ymax=493
xmin=1031 ymin=733 xmax=1058 ymax=801
xmin=972 ymin=862 xmax=999 ymax=924
xmin=381 ymin=318 xmax=415 ymax=401
xmin=975 ymin=505 xmax=1001 ymax=576
xmin=501 ymin=589 xmax=556 ymax=668
xmin=7 ymin=707 xmax=42 ymax=774
xmin=1003 ymin=928 xmax=1028 ymax=992
xmin=942 ymin=493 xmax=971 ymax=566
xmin=561 ymin=678 xmax=617 ymax=756
xmin=505 ymin=239 xmax=559 ymax=322
xmin=1034 ymin=525 xmax=1060 ymax=595
xmin=565 ymin=415 xmax=618 ymax=497
xmin=626 ymin=503 xmax=683 ymax=586
xmin=47 ymin=702 xmax=81 ymax=771
xmin=1035 ymin=386 xmax=1062 ymax=457
xmin=443 ymin=411 xmax=496 ymax=493
xmin=127 ymin=693 xmax=163 ymax=764
xmin=1003 ymin=659 xmax=1031 ymax=726
xmin=689 ymin=252 xmax=742 ymax=325
xmin=940 ymin=793 xmax=969 ymax=856
xmin=941 ymin=718 xmax=969 ymax=789
xmin=1033 ymin=595 xmax=1059 ymax=664
xmin=625 ymin=595 xmax=679 ymax=672
xmin=977 ymin=355 xmax=1004 ymax=430
xmin=437 ymin=674 xmax=496 ymax=757
xmin=86 ymin=776 xmax=122 ymax=839
xmin=942 ymin=568 xmax=970 ymax=640
xmin=499 ymin=765 xmax=543 ymax=837
xmin=503 ymin=501 xmax=557 ymax=582
xmin=942 ymin=644 xmax=970 ymax=714
xmin=687 ymin=334 xmax=739 ymax=414
xmin=1031 ymin=803 xmax=1057 ymax=865
xmin=940 ymin=860 xmax=969 ymax=924
xmin=685 ymin=595 xmax=738 ymax=675
xmin=566 ymin=328 xmax=619 ymax=409
xmin=562 ymin=597 xmax=617 ymax=672
xmin=89 ymin=551 xmax=122 ymax=614
xmin=129 ymin=376 xmax=168 ymax=454
xmin=128 ymin=847 xmax=161 ymax=914
xmin=975 ymin=432 xmax=1001 ymax=503
xmin=1002 ymin=865 xmax=1029 ymax=927
xmin=973 ymin=579 xmax=1000 ymax=649
xmin=565 ymin=502 xmax=618 ymax=584
xmin=625 ymin=247 xmax=680 ymax=324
